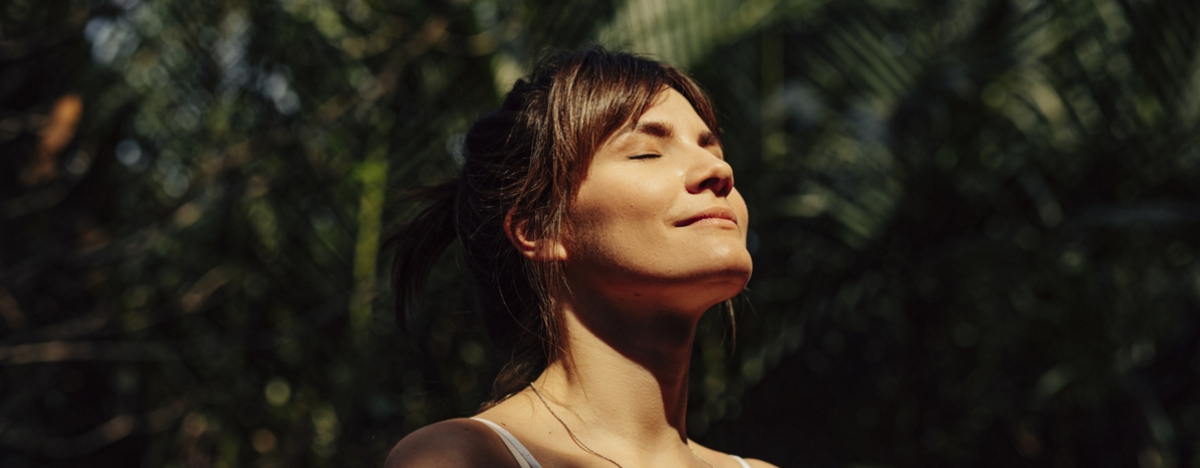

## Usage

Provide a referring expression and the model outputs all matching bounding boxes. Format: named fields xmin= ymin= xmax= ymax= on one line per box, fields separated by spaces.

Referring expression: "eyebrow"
xmin=635 ymin=121 xmax=674 ymax=139
xmin=632 ymin=120 xmax=721 ymax=147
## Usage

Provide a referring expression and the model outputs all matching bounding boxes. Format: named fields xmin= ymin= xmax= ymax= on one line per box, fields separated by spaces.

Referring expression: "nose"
xmin=687 ymin=152 xmax=734 ymax=198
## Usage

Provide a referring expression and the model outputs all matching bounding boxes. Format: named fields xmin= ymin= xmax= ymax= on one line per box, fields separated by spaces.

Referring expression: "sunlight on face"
xmin=562 ymin=89 xmax=752 ymax=311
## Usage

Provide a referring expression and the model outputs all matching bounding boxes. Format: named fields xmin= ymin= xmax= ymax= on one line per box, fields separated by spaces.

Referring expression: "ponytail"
xmin=385 ymin=180 xmax=458 ymax=335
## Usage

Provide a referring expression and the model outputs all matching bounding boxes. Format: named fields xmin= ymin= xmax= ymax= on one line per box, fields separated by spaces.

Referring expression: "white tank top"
xmin=471 ymin=417 xmax=753 ymax=468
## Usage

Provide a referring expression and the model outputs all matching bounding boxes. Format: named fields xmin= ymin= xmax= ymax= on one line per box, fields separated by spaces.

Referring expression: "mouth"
xmin=676 ymin=207 xmax=738 ymax=227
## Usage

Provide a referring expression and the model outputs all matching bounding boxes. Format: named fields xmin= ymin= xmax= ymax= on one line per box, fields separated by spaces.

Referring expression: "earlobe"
xmin=504 ymin=211 xmax=568 ymax=262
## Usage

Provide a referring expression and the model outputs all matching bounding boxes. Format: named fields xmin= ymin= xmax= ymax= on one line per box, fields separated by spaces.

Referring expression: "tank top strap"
xmin=471 ymin=417 xmax=543 ymax=468
xmin=475 ymin=417 xmax=749 ymax=468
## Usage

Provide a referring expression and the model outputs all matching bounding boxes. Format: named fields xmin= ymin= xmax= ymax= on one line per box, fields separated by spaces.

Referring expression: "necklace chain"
xmin=528 ymin=382 xmax=714 ymax=468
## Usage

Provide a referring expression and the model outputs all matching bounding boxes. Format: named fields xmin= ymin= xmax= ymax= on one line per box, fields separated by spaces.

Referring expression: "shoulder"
xmin=741 ymin=457 xmax=780 ymax=468
xmin=727 ymin=454 xmax=779 ymax=468
xmin=383 ymin=418 xmax=519 ymax=468
xmin=690 ymin=441 xmax=780 ymax=468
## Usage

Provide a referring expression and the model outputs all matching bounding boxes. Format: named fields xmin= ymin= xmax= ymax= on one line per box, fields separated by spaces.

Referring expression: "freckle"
xmin=634 ymin=293 xmax=641 ymax=297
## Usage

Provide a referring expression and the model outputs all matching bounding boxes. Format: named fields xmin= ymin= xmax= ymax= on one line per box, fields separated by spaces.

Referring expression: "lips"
xmin=676 ymin=206 xmax=738 ymax=227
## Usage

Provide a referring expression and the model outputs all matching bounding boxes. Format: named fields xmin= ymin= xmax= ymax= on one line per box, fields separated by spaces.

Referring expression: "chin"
xmin=709 ymin=245 xmax=753 ymax=283
xmin=691 ymin=256 xmax=753 ymax=305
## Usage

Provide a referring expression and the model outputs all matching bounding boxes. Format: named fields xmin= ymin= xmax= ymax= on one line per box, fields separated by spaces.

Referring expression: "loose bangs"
xmin=546 ymin=51 xmax=721 ymax=203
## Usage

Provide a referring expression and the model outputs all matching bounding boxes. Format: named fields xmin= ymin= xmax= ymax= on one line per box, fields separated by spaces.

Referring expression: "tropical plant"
xmin=1 ymin=0 xmax=1197 ymax=466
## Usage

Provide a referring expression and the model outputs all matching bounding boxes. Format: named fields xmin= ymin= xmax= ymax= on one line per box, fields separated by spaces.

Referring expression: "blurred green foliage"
xmin=2 ymin=0 xmax=1198 ymax=466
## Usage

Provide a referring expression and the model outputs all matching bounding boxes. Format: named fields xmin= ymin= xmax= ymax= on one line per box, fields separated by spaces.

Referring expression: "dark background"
xmin=2 ymin=0 xmax=1198 ymax=466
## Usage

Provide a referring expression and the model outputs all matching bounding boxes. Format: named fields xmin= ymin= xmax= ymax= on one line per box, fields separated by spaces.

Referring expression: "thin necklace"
xmin=527 ymin=382 xmax=714 ymax=468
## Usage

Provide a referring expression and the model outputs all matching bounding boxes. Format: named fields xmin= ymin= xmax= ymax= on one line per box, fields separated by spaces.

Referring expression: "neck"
xmin=532 ymin=285 xmax=706 ymax=456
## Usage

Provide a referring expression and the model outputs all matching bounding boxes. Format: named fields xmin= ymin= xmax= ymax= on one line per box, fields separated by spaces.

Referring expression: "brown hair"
xmin=386 ymin=47 xmax=720 ymax=402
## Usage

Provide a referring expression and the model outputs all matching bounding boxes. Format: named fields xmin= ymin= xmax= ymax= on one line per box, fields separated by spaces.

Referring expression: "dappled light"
xmin=2 ymin=0 xmax=1199 ymax=466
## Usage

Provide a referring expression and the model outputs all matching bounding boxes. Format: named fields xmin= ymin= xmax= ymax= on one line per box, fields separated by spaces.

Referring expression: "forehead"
xmin=635 ymin=89 xmax=709 ymax=129
xmin=603 ymin=89 xmax=714 ymax=147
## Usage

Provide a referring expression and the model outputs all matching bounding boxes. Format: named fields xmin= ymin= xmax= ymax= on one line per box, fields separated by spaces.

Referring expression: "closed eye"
xmin=629 ymin=154 xmax=660 ymax=160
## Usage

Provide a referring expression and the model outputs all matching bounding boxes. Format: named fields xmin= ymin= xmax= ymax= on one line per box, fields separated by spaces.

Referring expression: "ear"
xmin=504 ymin=211 xmax=568 ymax=262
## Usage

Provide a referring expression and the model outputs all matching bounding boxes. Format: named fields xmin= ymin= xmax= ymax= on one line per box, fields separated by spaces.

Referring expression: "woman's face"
xmin=560 ymin=89 xmax=752 ymax=311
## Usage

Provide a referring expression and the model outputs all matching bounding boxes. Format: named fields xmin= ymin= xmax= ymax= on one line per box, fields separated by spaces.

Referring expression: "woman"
xmin=385 ymin=48 xmax=775 ymax=468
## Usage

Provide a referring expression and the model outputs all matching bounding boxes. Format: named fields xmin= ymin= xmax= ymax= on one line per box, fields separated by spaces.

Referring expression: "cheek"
xmin=562 ymin=181 xmax=673 ymax=257
xmin=561 ymin=196 xmax=633 ymax=259
xmin=579 ymin=171 xmax=674 ymax=223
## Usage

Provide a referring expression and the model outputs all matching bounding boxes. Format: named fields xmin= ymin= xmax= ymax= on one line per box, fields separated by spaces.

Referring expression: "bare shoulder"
xmin=689 ymin=440 xmax=780 ymax=468
xmin=742 ymin=457 xmax=781 ymax=468
xmin=383 ymin=418 xmax=518 ymax=468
